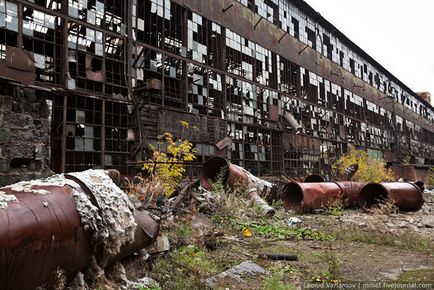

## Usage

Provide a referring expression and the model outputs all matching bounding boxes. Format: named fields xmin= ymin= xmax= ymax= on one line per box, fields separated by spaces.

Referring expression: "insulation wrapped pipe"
xmin=283 ymin=112 xmax=302 ymax=133
xmin=358 ymin=182 xmax=424 ymax=211
xmin=0 ymin=175 xmax=159 ymax=290
xmin=281 ymin=181 xmax=367 ymax=210
xmin=247 ymin=187 xmax=275 ymax=217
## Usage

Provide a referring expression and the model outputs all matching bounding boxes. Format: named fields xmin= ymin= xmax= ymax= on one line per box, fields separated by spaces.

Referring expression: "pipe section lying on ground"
xmin=304 ymin=174 xmax=326 ymax=183
xmin=336 ymin=181 xmax=367 ymax=207
xmin=281 ymin=181 xmax=367 ymax=210
xmin=200 ymin=157 xmax=275 ymax=216
xmin=200 ymin=157 xmax=248 ymax=190
xmin=0 ymin=174 xmax=159 ymax=290
xmin=358 ymin=182 xmax=424 ymax=211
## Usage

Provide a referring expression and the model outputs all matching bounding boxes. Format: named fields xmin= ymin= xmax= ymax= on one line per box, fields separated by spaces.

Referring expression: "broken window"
xmin=255 ymin=44 xmax=274 ymax=87
xmin=133 ymin=46 xmax=163 ymax=105
xmin=164 ymin=55 xmax=183 ymax=108
xmin=0 ymin=1 xmax=18 ymax=32
xmin=226 ymin=29 xmax=254 ymax=80
xmin=165 ymin=2 xmax=183 ymax=54
xmin=105 ymin=100 xmax=129 ymax=174
xmin=187 ymin=64 xmax=223 ymax=117
xmin=136 ymin=0 xmax=166 ymax=47
xmin=277 ymin=55 xmax=299 ymax=95
xmin=65 ymin=96 xmax=103 ymax=172
xmin=23 ymin=7 xmax=60 ymax=84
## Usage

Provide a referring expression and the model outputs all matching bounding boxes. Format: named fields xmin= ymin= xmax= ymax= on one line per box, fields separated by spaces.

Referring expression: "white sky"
xmin=304 ymin=0 xmax=434 ymax=105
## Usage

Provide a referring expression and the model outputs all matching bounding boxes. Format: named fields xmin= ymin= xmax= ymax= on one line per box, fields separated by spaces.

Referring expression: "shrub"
xmin=143 ymin=121 xmax=196 ymax=197
xmin=332 ymin=149 xmax=395 ymax=182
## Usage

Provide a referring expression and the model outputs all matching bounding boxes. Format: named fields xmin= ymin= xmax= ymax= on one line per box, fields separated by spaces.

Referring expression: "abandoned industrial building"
xmin=0 ymin=0 xmax=433 ymax=186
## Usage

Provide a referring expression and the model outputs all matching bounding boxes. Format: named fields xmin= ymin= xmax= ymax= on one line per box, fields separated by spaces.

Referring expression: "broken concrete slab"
xmin=205 ymin=261 xmax=267 ymax=288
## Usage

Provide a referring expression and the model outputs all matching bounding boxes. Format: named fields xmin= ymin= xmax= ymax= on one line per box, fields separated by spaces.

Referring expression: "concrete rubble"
xmin=205 ymin=261 xmax=267 ymax=288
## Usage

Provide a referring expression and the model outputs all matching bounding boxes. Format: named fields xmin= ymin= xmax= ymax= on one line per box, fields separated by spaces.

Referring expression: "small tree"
xmin=332 ymin=149 xmax=395 ymax=182
xmin=143 ymin=122 xmax=197 ymax=197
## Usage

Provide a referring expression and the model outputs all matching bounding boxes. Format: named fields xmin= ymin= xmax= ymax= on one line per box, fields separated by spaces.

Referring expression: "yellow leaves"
xmin=333 ymin=149 xmax=395 ymax=182
xmin=242 ymin=227 xmax=252 ymax=238
xmin=179 ymin=120 xmax=189 ymax=128
xmin=143 ymin=125 xmax=197 ymax=197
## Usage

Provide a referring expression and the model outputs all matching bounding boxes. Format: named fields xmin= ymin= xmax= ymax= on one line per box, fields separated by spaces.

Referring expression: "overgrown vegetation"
xmin=143 ymin=121 xmax=196 ymax=197
xmin=333 ymin=149 xmax=395 ymax=182
xmin=310 ymin=246 xmax=340 ymax=283
xmin=151 ymin=245 xmax=217 ymax=290
xmin=263 ymin=265 xmax=296 ymax=290
xmin=327 ymin=200 xmax=344 ymax=217
xmin=233 ymin=220 xmax=334 ymax=241
xmin=125 ymin=121 xmax=197 ymax=206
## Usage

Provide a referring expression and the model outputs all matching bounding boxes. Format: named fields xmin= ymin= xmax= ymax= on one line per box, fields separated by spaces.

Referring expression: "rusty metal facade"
xmin=0 ymin=0 xmax=433 ymax=182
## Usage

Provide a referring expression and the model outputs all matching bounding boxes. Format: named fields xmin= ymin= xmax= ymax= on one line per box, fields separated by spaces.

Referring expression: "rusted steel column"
xmin=0 ymin=183 xmax=159 ymax=290
xmin=358 ymin=182 xmax=424 ymax=211
xmin=200 ymin=157 xmax=249 ymax=190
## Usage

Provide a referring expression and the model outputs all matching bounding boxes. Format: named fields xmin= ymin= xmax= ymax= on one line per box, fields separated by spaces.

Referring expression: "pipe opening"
xmin=358 ymin=183 xmax=389 ymax=208
xmin=414 ymin=181 xmax=425 ymax=192
xmin=281 ymin=183 xmax=304 ymax=209
xmin=304 ymin=174 xmax=325 ymax=183
xmin=200 ymin=157 xmax=230 ymax=190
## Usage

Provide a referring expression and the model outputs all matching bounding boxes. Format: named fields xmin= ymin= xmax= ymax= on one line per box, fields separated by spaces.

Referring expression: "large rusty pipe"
xmin=200 ymin=157 xmax=248 ymax=190
xmin=282 ymin=182 xmax=342 ymax=210
xmin=335 ymin=181 xmax=367 ymax=207
xmin=0 ymin=184 xmax=159 ymax=290
xmin=281 ymin=181 xmax=367 ymax=210
xmin=358 ymin=182 xmax=424 ymax=211
xmin=304 ymin=175 xmax=326 ymax=183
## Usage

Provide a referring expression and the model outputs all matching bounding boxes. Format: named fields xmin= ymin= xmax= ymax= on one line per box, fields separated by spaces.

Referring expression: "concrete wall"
xmin=0 ymin=89 xmax=52 ymax=186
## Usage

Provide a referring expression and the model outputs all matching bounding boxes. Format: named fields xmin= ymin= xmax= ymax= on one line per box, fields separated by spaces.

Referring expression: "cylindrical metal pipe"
xmin=281 ymin=182 xmax=343 ymax=210
xmin=200 ymin=157 xmax=248 ymax=190
xmin=281 ymin=181 xmax=367 ymax=210
xmin=283 ymin=112 xmax=302 ymax=133
xmin=335 ymin=181 xmax=367 ymax=207
xmin=0 ymin=183 xmax=159 ymax=290
xmin=358 ymin=182 xmax=424 ymax=211
xmin=304 ymin=174 xmax=326 ymax=183
xmin=247 ymin=187 xmax=275 ymax=217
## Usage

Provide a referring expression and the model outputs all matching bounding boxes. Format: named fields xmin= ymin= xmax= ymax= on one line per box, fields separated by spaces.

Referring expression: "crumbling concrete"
xmin=0 ymin=89 xmax=51 ymax=186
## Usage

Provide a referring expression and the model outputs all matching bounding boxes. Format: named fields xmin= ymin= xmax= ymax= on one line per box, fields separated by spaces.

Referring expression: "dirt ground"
xmin=141 ymin=188 xmax=434 ymax=290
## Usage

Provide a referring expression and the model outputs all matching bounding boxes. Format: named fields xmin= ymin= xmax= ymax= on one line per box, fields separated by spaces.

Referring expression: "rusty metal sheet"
xmin=384 ymin=151 xmax=397 ymax=162
xmin=85 ymin=54 xmax=104 ymax=82
xmin=339 ymin=125 xmax=346 ymax=140
xmin=215 ymin=137 xmax=232 ymax=150
xmin=6 ymin=47 xmax=35 ymax=72
xmin=268 ymin=105 xmax=279 ymax=122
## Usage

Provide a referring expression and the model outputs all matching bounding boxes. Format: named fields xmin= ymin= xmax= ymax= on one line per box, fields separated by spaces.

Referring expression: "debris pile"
xmin=1 ymin=159 xmax=433 ymax=289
